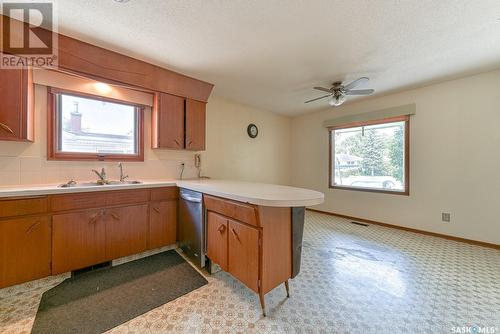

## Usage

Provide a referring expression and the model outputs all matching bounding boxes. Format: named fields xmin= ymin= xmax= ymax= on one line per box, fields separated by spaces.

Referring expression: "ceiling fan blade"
xmin=345 ymin=89 xmax=375 ymax=96
xmin=304 ymin=94 xmax=332 ymax=103
xmin=313 ymin=87 xmax=333 ymax=93
xmin=343 ymin=77 xmax=369 ymax=91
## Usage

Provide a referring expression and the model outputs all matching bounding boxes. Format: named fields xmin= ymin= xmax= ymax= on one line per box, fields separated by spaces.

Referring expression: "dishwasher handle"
xmin=180 ymin=193 xmax=202 ymax=203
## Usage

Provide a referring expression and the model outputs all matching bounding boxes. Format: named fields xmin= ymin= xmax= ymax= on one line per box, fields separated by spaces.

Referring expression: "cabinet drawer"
xmin=150 ymin=187 xmax=178 ymax=201
xmin=51 ymin=192 xmax=106 ymax=212
xmin=106 ymin=189 xmax=150 ymax=206
xmin=0 ymin=197 xmax=48 ymax=218
xmin=204 ymin=195 xmax=258 ymax=227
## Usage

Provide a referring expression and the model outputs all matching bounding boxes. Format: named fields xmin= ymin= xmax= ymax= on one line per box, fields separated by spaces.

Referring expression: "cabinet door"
xmin=228 ymin=219 xmax=259 ymax=292
xmin=52 ymin=209 xmax=106 ymax=274
xmin=185 ymin=99 xmax=206 ymax=151
xmin=152 ymin=92 xmax=185 ymax=149
xmin=105 ymin=204 xmax=148 ymax=260
xmin=0 ymin=69 xmax=34 ymax=141
xmin=207 ymin=211 xmax=228 ymax=271
xmin=0 ymin=69 xmax=25 ymax=141
xmin=0 ymin=216 xmax=51 ymax=288
xmin=149 ymin=200 xmax=177 ymax=249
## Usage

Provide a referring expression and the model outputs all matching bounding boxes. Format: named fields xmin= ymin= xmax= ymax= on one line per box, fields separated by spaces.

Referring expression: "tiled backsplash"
xmin=0 ymin=156 xmax=199 ymax=187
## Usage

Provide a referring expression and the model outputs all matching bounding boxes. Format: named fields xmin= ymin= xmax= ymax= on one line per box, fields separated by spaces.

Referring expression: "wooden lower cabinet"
xmin=205 ymin=195 xmax=292 ymax=317
xmin=207 ymin=211 xmax=228 ymax=271
xmin=0 ymin=216 xmax=51 ymax=288
xmin=206 ymin=211 xmax=260 ymax=292
xmin=52 ymin=209 xmax=106 ymax=274
xmin=228 ymin=219 xmax=259 ymax=292
xmin=0 ymin=187 xmax=180 ymax=288
xmin=149 ymin=200 xmax=177 ymax=250
xmin=105 ymin=204 xmax=148 ymax=260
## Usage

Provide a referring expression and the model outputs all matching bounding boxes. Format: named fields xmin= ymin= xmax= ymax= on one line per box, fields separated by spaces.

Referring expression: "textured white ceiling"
xmin=53 ymin=0 xmax=500 ymax=116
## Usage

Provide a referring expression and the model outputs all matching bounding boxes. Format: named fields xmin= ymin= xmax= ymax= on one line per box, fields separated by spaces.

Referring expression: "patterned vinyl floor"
xmin=1 ymin=211 xmax=499 ymax=333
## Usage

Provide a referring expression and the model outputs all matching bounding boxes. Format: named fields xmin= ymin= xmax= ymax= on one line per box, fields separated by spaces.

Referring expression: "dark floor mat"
xmin=31 ymin=250 xmax=208 ymax=334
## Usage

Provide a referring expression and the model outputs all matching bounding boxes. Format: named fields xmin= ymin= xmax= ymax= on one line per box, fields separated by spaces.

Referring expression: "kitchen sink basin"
xmin=106 ymin=180 xmax=143 ymax=185
xmin=58 ymin=180 xmax=143 ymax=188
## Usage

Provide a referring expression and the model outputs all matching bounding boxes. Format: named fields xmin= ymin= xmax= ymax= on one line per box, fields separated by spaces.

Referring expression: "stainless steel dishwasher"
xmin=178 ymin=188 xmax=205 ymax=268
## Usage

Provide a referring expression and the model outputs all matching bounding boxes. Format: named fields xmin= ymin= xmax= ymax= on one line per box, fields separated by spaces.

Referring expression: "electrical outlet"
xmin=442 ymin=213 xmax=451 ymax=222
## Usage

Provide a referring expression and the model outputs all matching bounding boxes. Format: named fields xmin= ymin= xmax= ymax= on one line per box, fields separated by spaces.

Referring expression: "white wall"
xmin=1 ymin=68 xmax=498 ymax=245
xmin=202 ymin=96 xmax=291 ymax=185
xmin=291 ymin=70 xmax=500 ymax=245
xmin=0 ymin=84 xmax=291 ymax=186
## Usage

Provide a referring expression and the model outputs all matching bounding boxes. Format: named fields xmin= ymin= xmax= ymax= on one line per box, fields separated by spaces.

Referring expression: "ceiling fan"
xmin=304 ymin=77 xmax=375 ymax=107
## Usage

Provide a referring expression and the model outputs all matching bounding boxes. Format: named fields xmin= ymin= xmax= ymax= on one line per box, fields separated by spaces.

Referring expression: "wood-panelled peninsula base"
xmin=205 ymin=195 xmax=306 ymax=316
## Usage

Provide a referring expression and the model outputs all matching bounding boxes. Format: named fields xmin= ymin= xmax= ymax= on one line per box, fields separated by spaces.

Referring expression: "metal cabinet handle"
xmin=153 ymin=207 xmax=160 ymax=214
xmin=26 ymin=221 xmax=41 ymax=234
xmin=0 ymin=122 xmax=14 ymax=134
xmin=89 ymin=210 xmax=105 ymax=224
xmin=89 ymin=212 xmax=99 ymax=224
xmin=174 ymin=139 xmax=181 ymax=147
xmin=231 ymin=228 xmax=239 ymax=240
xmin=218 ymin=224 xmax=226 ymax=233
xmin=110 ymin=212 xmax=120 ymax=220
xmin=187 ymin=140 xmax=192 ymax=147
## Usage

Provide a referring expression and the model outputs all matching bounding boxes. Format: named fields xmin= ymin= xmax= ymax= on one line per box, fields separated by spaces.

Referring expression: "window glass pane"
xmin=58 ymin=94 xmax=137 ymax=155
xmin=333 ymin=121 xmax=405 ymax=192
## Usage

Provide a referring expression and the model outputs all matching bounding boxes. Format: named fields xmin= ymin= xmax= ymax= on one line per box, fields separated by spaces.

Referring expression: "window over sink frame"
xmin=329 ymin=115 xmax=410 ymax=195
xmin=47 ymin=87 xmax=145 ymax=162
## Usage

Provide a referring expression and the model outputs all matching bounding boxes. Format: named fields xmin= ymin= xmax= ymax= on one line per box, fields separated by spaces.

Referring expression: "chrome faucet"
xmin=118 ymin=162 xmax=128 ymax=182
xmin=92 ymin=168 xmax=108 ymax=184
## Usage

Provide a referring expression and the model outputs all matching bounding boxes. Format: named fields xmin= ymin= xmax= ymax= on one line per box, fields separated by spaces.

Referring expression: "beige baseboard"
xmin=307 ymin=208 xmax=500 ymax=250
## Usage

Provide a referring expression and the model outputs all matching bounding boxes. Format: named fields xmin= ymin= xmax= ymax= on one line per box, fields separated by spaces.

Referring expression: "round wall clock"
xmin=247 ymin=124 xmax=258 ymax=138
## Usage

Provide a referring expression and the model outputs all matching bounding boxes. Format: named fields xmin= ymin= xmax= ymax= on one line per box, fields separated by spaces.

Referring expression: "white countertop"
xmin=0 ymin=179 xmax=324 ymax=207
xmin=177 ymin=179 xmax=324 ymax=207
xmin=0 ymin=180 xmax=178 ymax=197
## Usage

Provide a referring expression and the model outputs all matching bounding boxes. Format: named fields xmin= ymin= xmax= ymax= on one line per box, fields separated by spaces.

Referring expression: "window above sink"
xmin=47 ymin=88 xmax=145 ymax=162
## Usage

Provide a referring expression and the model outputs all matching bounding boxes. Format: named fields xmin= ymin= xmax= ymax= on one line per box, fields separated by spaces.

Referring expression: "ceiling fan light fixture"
xmin=305 ymin=77 xmax=373 ymax=106
xmin=328 ymin=95 xmax=346 ymax=107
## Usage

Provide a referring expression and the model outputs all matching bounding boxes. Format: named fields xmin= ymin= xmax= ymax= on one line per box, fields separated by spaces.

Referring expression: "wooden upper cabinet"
xmin=185 ymin=99 xmax=206 ymax=151
xmin=0 ymin=67 xmax=34 ymax=142
xmin=152 ymin=92 xmax=185 ymax=149
xmin=152 ymin=93 xmax=206 ymax=151
xmin=0 ymin=216 xmax=51 ymax=288
xmin=207 ymin=211 xmax=228 ymax=271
